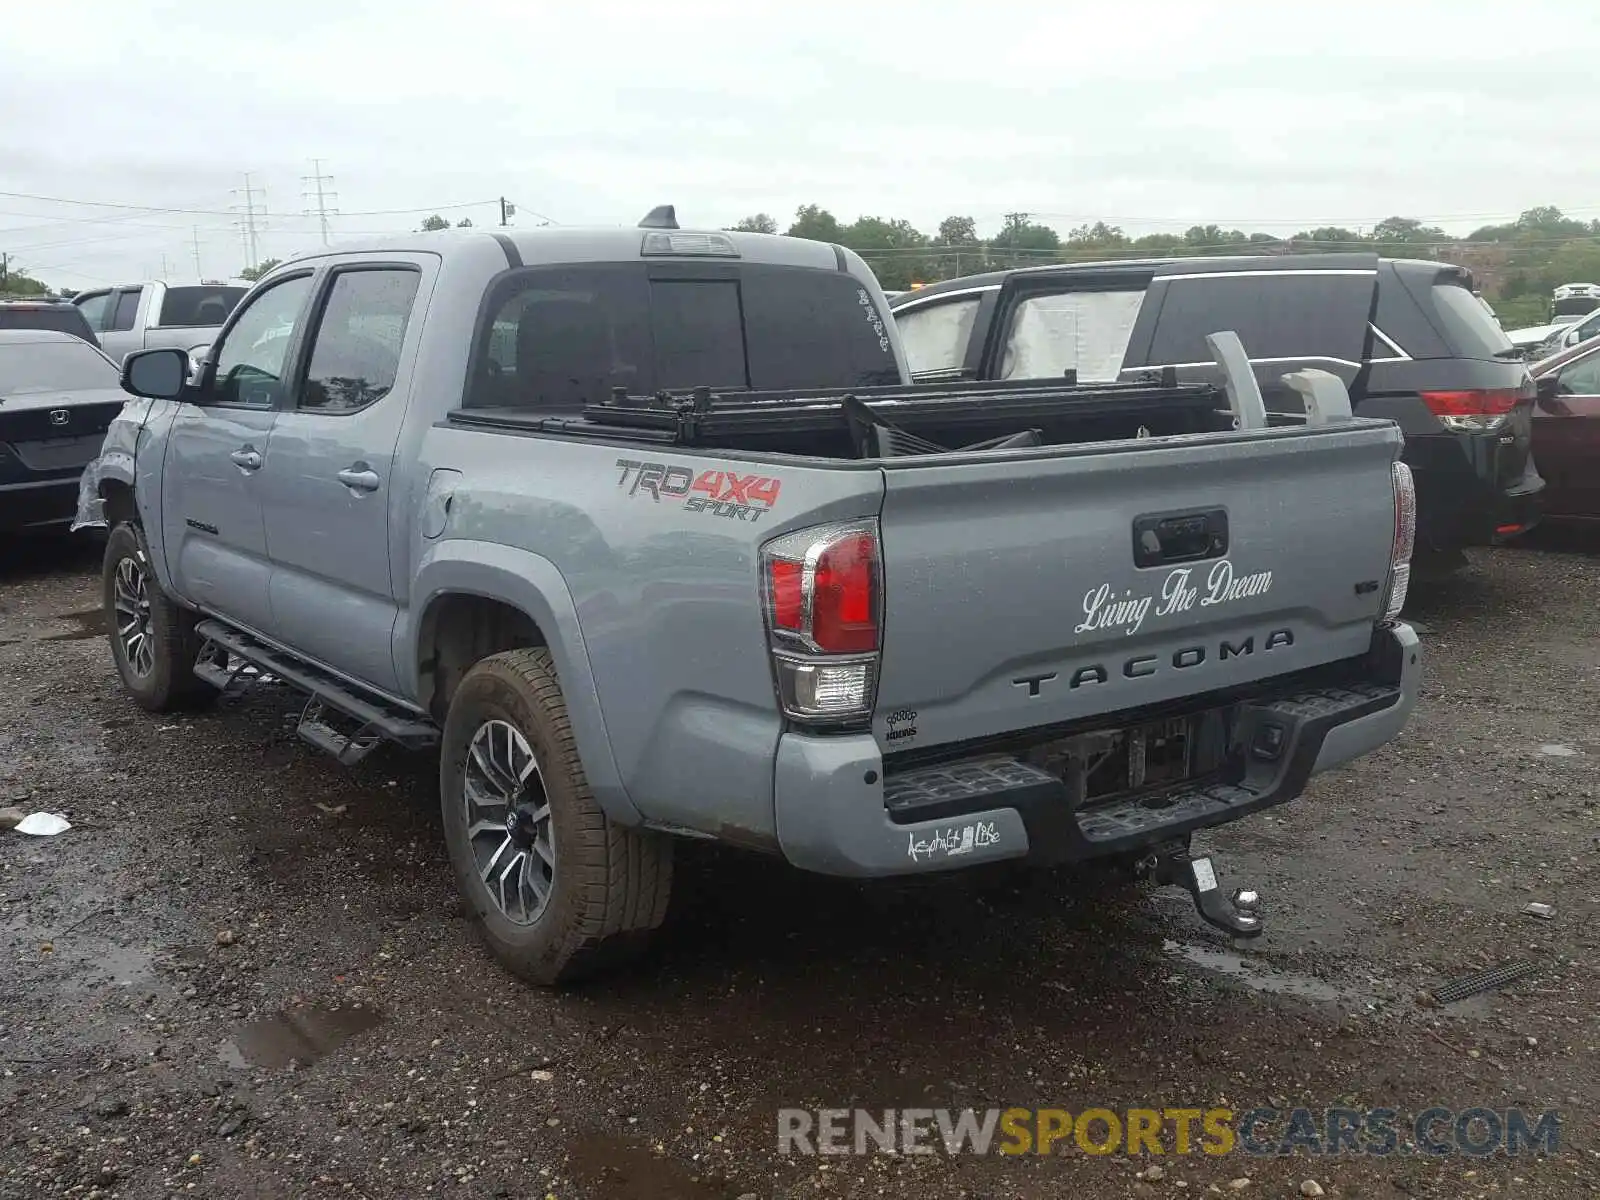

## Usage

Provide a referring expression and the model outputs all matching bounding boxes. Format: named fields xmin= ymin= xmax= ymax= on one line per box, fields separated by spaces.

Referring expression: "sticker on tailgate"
xmin=1076 ymin=559 xmax=1274 ymax=638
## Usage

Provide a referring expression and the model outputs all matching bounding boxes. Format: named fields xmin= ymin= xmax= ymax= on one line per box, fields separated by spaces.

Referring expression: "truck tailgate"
xmin=873 ymin=422 xmax=1402 ymax=751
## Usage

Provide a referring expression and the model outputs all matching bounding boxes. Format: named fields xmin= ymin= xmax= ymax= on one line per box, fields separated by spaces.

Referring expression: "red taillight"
xmin=760 ymin=520 xmax=882 ymax=723
xmin=1418 ymin=389 xmax=1519 ymax=418
xmin=768 ymin=559 xmax=804 ymax=632
xmin=810 ymin=533 xmax=878 ymax=653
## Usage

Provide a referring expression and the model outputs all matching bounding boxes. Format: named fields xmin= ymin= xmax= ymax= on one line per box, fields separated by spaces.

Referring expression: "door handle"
xmin=230 ymin=447 xmax=263 ymax=471
xmin=336 ymin=467 xmax=381 ymax=493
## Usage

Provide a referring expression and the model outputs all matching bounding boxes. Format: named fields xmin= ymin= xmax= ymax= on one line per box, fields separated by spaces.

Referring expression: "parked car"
xmin=71 ymin=281 xmax=247 ymax=365
xmin=889 ymin=253 xmax=1542 ymax=569
xmin=1549 ymin=282 xmax=1600 ymax=324
xmin=1505 ymin=319 xmax=1576 ymax=359
xmin=0 ymin=297 xmax=101 ymax=347
xmin=1530 ymin=305 xmax=1600 ymax=361
xmin=1529 ymin=338 xmax=1600 ymax=522
xmin=79 ymin=220 xmax=1420 ymax=985
xmin=0 ymin=329 xmax=126 ymax=534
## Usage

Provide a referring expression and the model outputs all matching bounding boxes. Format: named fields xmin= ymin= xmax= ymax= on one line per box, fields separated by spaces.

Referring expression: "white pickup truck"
xmin=71 ymin=281 xmax=248 ymax=366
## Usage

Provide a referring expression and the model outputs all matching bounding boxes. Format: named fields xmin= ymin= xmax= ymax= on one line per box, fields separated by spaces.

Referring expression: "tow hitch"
xmin=1138 ymin=845 xmax=1263 ymax=938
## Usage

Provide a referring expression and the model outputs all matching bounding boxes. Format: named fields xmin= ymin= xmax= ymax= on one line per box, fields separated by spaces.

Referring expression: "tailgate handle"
xmin=1133 ymin=509 xmax=1228 ymax=568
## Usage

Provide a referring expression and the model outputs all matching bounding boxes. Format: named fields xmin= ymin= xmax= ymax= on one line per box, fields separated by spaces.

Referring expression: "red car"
xmin=1531 ymin=338 xmax=1600 ymax=521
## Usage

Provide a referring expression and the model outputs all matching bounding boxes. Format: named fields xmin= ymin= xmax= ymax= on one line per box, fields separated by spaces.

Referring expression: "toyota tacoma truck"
xmin=75 ymin=212 xmax=1422 ymax=985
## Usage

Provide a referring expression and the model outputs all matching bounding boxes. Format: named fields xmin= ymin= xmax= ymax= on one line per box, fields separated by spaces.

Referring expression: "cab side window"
xmin=209 ymin=274 xmax=314 ymax=408
xmin=106 ymin=289 xmax=142 ymax=333
xmin=298 ymin=269 xmax=421 ymax=413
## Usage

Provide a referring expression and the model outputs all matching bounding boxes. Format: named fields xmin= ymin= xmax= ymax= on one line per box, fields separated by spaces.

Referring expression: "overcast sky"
xmin=4 ymin=0 xmax=1597 ymax=288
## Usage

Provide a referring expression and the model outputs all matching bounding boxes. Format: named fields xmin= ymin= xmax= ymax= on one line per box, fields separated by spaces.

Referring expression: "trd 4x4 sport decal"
xmin=615 ymin=458 xmax=783 ymax=523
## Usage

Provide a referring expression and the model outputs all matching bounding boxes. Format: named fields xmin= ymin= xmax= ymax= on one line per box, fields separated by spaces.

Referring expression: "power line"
xmin=0 ymin=188 xmax=496 ymax=218
xmin=232 ymin=173 xmax=265 ymax=267
xmin=303 ymin=159 xmax=339 ymax=246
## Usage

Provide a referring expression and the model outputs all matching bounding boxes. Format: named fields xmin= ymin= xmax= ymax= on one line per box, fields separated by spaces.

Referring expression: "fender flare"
xmin=406 ymin=540 xmax=641 ymax=825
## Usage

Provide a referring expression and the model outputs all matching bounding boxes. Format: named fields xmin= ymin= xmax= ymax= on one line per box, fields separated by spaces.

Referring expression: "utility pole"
xmin=499 ymin=197 xmax=516 ymax=226
xmin=232 ymin=172 xmax=266 ymax=270
xmin=159 ymin=252 xmax=171 ymax=281
xmin=302 ymin=159 xmax=339 ymax=246
xmin=191 ymin=227 xmax=204 ymax=278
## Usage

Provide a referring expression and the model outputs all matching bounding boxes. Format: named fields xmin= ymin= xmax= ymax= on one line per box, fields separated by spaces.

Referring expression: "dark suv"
xmin=0 ymin=297 xmax=101 ymax=348
xmin=889 ymin=253 xmax=1541 ymax=566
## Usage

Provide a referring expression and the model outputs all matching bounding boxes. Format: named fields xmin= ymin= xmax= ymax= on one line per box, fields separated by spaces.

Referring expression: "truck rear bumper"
xmin=773 ymin=622 xmax=1421 ymax=877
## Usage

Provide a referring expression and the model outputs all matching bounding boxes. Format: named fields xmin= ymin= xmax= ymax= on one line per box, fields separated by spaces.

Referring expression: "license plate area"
xmin=1024 ymin=710 xmax=1232 ymax=809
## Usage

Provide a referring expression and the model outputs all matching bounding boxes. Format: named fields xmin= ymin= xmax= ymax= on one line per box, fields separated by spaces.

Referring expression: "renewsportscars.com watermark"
xmin=778 ymin=1107 xmax=1562 ymax=1158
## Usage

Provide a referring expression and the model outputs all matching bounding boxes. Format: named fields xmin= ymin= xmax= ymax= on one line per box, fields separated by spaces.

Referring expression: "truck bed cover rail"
xmin=447 ymin=373 xmax=1253 ymax=453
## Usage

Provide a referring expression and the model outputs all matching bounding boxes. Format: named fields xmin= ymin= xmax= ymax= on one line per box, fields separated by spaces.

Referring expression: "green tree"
xmin=418 ymin=214 xmax=451 ymax=232
xmin=990 ymin=213 xmax=1060 ymax=266
xmin=785 ymin=204 xmax=845 ymax=242
xmin=726 ymin=213 xmax=778 ymax=234
xmin=0 ymin=265 xmax=50 ymax=296
xmin=239 ymin=257 xmax=283 ymax=282
xmin=1294 ymin=226 xmax=1364 ymax=246
xmin=456 ymin=217 xmax=474 ymax=228
xmin=935 ymin=215 xmax=979 ymax=246
xmin=1370 ymin=216 xmax=1446 ymax=247
xmin=841 ymin=216 xmax=930 ymax=289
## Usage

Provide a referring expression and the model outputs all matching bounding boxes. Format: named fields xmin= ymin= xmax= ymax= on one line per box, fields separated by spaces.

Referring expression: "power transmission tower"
xmin=303 ymin=159 xmax=339 ymax=246
xmin=232 ymin=173 xmax=266 ymax=269
xmin=191 ymin=227 xmax=204 ymax=279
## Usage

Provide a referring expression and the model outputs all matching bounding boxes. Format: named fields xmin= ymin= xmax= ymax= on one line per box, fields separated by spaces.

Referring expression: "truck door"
xmin=257 ymin=257 xmax=434 ymax=694
xmin=98 ymin=286 xmax=145 ymax=364
xmin=160 ymin=272 xmax=316 ymax=633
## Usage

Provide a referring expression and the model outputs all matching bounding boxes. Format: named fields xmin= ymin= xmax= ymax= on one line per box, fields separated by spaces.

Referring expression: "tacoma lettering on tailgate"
xmin=615 ymin=459 xmax=782 ymax=523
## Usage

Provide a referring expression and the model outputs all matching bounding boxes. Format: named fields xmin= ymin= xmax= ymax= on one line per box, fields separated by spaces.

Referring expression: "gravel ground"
xmin=1 ymin=532 xmax=1596 ymax=1200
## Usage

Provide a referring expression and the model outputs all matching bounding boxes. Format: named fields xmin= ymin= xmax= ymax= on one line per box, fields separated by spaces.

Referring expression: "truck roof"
xmin=280 ymin=226 xmax=854 ymax=274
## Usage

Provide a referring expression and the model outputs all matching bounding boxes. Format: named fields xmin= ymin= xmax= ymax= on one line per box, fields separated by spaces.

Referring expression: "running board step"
xmin=193 ymin=620 xmax=439 ymax=761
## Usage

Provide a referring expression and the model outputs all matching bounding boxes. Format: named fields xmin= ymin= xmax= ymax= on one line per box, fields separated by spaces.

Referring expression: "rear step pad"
xmin=193 ymin=620 xmax=438 ymax=764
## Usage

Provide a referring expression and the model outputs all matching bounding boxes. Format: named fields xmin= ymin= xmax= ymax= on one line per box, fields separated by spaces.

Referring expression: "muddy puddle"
xmin=565 ymin=1131 xmax=730 ymax=1199
xmin=1162 ymin=939 xmax=1388 ymax=1009
xmin=39 ymin=608 xmax=104 ymax=642
xmin=219 ymin=1001 xmax=383 ymax=1069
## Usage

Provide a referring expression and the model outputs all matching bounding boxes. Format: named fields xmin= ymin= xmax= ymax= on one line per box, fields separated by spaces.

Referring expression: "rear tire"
xmin=439 ymin=648 xmax=673 ymax=986
xmin=102 ymin=522 xmax=216 ymax=712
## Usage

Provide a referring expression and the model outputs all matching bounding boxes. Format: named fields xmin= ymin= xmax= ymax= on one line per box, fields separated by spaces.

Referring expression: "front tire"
xmin=102 ymin=522 xmax=216 ymax=712
xmin=439 ymin=648 xmax=673 ymax=986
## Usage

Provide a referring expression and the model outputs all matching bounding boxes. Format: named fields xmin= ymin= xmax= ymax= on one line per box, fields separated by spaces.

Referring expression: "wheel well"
xmin=417 ymin=594 xmax=546 ymax=721
xmin=101 ymin=481 xmax=137 ymax=528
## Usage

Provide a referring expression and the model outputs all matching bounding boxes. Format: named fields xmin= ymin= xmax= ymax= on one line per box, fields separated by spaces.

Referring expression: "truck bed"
xmin=445 ymin=374 xmax=1275 ymax=459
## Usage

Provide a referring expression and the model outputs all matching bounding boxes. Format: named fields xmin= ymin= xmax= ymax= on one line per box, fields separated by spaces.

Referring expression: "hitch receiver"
xmin=1149 ymin=849 xmax=1263 ymax=938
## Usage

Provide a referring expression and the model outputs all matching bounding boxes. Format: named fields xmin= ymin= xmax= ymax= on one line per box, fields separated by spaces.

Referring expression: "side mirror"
xmin=121 ymin=347 xmax=190 ymax=400
xmin=1536 ymin=374 xmax=1561 ymax=403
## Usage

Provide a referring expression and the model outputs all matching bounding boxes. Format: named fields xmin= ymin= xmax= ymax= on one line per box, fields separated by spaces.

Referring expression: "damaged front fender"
xmin=70 ymin=397 xmax=154 ymax=532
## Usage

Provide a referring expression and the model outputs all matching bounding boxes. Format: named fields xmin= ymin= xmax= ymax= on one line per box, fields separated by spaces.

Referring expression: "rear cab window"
xmin=465 ymin=263 xmax=900 ymax=411
xmin=156 ymin=286 xmax=248 ymax=328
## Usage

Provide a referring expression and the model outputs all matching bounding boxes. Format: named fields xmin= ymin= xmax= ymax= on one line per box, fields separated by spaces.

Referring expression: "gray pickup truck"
xmin=70 ymin=281 xmax=247 ymax=366
xmin=76 ymin=214 xmax=1421 ymax=984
